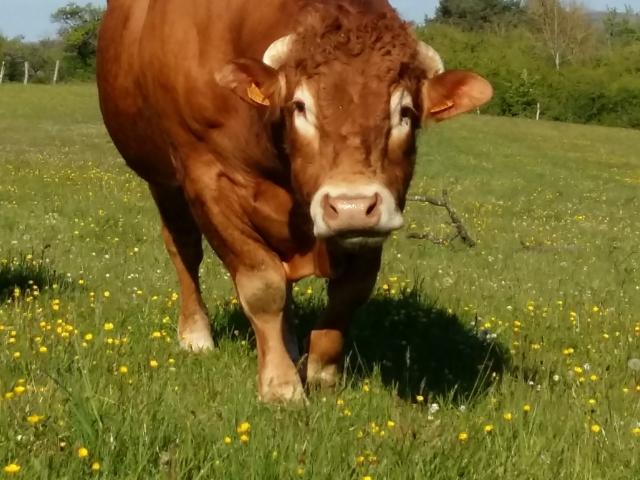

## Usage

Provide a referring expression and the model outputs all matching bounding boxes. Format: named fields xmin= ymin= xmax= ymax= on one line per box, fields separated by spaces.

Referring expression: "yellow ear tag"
xmin=429 ymin=99 xmax=455 ymax=114
xmin=247 ymin=83 xmax=270 ymax=106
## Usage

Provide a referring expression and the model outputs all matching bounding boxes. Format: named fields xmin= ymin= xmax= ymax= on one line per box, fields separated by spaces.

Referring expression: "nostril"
xmin=365 ymin=194 xmax=381 ymax=217
xmin=322 ymin=194 xmax=339 ymax=220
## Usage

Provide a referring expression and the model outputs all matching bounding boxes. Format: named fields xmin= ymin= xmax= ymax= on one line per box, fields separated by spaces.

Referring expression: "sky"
xmin=0 ymin=0 xmax=636 ymax=41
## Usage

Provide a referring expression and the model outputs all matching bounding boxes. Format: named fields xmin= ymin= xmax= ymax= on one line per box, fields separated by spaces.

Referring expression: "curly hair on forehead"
xmin=287 ymin=0 xmax=419 ymax=78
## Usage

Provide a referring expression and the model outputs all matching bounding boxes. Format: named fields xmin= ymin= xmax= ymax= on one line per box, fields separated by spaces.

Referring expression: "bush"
xmin=416 ymin=23 xmax=640 ymax=128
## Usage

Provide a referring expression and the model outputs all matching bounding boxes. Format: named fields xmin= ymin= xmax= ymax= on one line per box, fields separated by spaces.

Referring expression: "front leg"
xmin=306 ymin=247 xmax=382 ymax=388
xmin=181 ymin=160 xmax=304 ymax=403
xmin=235 ymin=264 xmax=305 ymax=403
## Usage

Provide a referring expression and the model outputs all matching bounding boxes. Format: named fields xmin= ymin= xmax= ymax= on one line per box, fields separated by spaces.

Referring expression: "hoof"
xmin=306 ymin=359 xmax=339 ymax=389
xmin=179 ymin=328 xmax=214 ymax=352
xmin=259 ymin=374 xmax=307 ymax=405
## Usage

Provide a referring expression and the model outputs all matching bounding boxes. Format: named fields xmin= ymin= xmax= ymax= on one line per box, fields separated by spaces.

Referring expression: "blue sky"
xmin=0 ymin=0 xmax=636 ymax=41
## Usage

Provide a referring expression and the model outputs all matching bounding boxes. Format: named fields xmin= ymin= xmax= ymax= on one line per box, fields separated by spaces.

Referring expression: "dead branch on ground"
xmin=406 ymin=190 xmax=476 ymax=247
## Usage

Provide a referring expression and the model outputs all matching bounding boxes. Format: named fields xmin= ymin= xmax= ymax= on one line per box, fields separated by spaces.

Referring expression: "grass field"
xmin=1 ymin=84 xmax=639 ymax=479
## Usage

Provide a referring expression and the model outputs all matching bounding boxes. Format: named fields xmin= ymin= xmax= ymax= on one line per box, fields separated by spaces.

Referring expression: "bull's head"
xmin=217 ymin=12 xmax=492 ymax=250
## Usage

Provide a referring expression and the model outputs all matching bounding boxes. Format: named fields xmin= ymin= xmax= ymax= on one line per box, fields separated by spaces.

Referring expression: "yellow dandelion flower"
xmin=588 ymin=398 xmax=597 ymax=406
xmin=632 ymin=427 xmax=640 ymax=437
xmin=297 ymin=467 xmax=305 ymax=476
xmin=336 ymin=398 xmax=345 ymax=406
xmin=84 ymin=333 xmax=93 ymax=341
xmin=416 ymin=394 xmax=425 ymax=403
xmin=356 ymin=455 xmax=365 ymax=464
xmin=151 ymin=331 xmax=162 ymax=338
xmin=13 ymin=386 xmax=26 ymax=395
xmin=78 ymin=447 xmax=89 ymax=458
xmin=149 ymin=359 xmax=159 ymax=368
xmin=523 ymin=404 xmax=531 ymax=413
xmin=387 ymin=420 xmax=396 ymax=428
xmin=483 ymin=424 xmax=494 ymax=433
xmin=39 ymin=346 xmax=48 ymax=353
xmin=363 ymin=476 xmax=373 ymax=480
xmin=457 ymin=431 xmax=469 ymax=442
xmin=590 ymin=424 xmax=601 ymax=434
xmin=223 ymin=436 xmax=232 ymax=445
xmin=118 ymin=365 xmax=128 ymax=375
xmin=12 ymin=352 xmax=21 ymax=359
xmin=503 ymin=412 xmax=513 ymax=421
xmin=103 ymin=322 xmax=114 ymax=331
xmin=27 ymin=414 xmax=45 ymax=425
xmin=362 ymin=384 xmax=370 ymax=393
xmin=239 ymin=434 xmax=249 ymax=444
xmin=237 ymin=421 xmax=251 ymax=434
xmin=3 ymin=463 xmax=21 ymax=474
xmin=91 ymin=462 xmax=101 ymax=472
xmin=103 ymin=291 xmax=111 ymax=298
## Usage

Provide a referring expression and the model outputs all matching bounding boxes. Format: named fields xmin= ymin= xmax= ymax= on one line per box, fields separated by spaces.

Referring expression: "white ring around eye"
xmin=292 ymin=84 xmax=318 ymax=143
xmin=390 ymin=87 xmax=413 ymax=138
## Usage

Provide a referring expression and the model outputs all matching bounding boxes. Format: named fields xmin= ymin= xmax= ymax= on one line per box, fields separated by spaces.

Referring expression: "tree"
xmin=51 ymin=2 xmax=104 ymax=67
xmin=603 ymin=7 xmax=640 ymax=48
xmin=432 ymin=0 xmax=525 ymax=31
xmin=526 ymin=0 xmax=594 ymax=71
xmin=1 ymin=36 xmax=63 ymax=83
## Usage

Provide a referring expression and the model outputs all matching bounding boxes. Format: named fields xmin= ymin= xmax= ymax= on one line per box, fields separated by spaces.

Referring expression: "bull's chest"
xmin=248 ymin=179 xmax=335 ymax=281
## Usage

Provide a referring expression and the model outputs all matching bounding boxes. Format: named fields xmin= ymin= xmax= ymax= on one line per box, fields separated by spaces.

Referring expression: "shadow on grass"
xmin=345 ymin=289 xmax=509 ymax=402
xmin=0 ymin=250 xmax=69 ymax=301
xmin=214 ymin=287 xmax=509 ymax=403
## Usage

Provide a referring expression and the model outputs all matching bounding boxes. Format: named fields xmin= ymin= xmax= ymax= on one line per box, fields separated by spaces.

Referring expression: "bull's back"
xmin=97 ymin=0 xmax=299 ymax=185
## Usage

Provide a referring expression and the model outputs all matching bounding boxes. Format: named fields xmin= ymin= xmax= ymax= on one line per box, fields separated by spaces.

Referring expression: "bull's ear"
xmin=216 ymin=58 xmax=285 ymax=108
xmin=421 ymin=70 xmax=493 ymax=122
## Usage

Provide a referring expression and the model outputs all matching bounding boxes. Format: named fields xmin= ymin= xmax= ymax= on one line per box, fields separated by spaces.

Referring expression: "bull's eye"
xmin=292 ymin=100 xmax=306 ymax=116
xmin=399 ymin=105 xmax=416 ymax=127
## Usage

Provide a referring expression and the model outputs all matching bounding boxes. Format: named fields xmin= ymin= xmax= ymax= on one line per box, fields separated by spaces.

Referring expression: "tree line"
xmin=418 ymin=0 xmax=640 ymax=128
xmin=1 ymin=1 xmax=639 ymax=128
xmin=0 ymin=3 xmax=102 ymax=83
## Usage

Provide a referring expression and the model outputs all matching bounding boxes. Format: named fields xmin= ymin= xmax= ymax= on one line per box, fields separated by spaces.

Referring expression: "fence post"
xmin=52 ymin=60 xmax=60 ymax=84
xmin=536 ymin=102 xmax=541 ymax=121
xmin=0 ymin=61 xmax=4 ymax=84
xmin=23 ymin=61 xmax=29 ymax=84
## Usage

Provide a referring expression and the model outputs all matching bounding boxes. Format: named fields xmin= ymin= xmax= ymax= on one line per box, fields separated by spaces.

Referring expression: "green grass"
xmin=1 ymin=84 xmax=639 ymax=479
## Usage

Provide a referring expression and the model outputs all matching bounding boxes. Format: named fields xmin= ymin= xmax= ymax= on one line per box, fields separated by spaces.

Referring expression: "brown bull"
xmin=97 ymin=0 xmax=492 ymax=402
